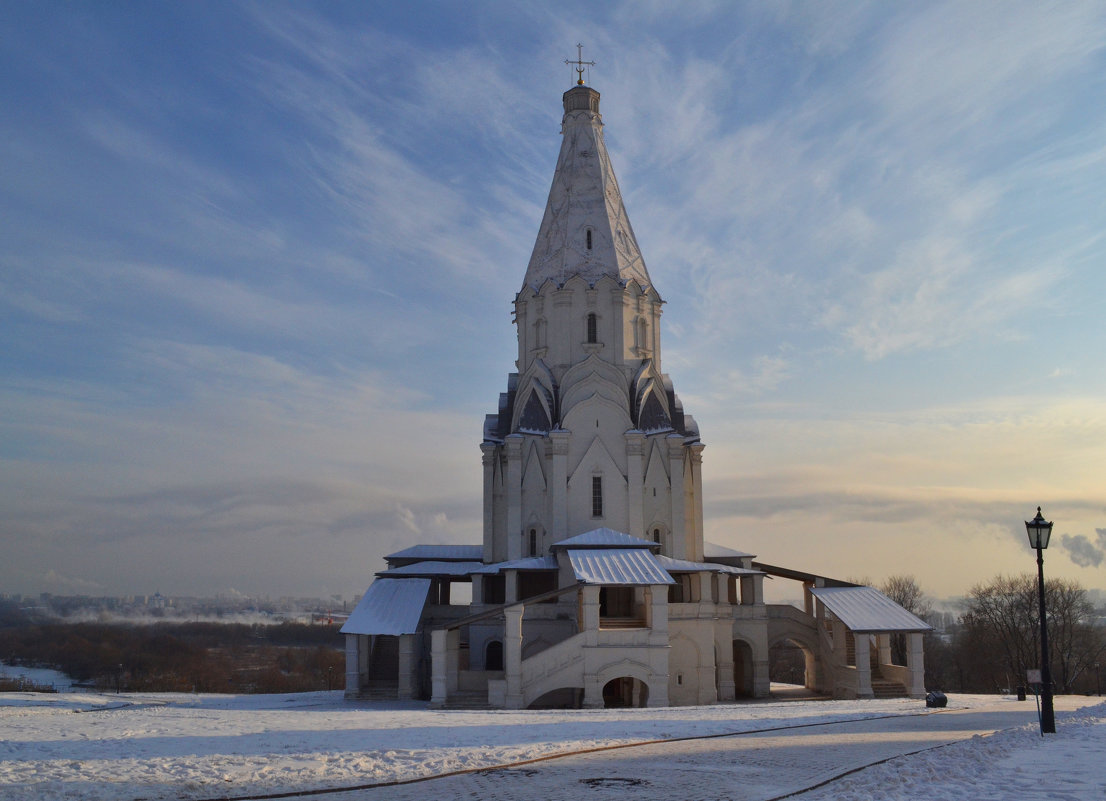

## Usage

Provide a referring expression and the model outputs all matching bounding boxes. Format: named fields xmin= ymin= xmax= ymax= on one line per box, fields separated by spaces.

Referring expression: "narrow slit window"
xmin=592 ymin=476 xmax=603 ymax=518
xmin=586 ymin=228 xmax=593 ymax=250
xmin=586 ymin=313 xmax=597 ymax=344
xmin=529 ymin=528 xmax=537 ymax=556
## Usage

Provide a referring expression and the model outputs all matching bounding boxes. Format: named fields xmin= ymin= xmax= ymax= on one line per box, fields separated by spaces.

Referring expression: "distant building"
xmin=343 ymin=80 xmax=929 ymax=708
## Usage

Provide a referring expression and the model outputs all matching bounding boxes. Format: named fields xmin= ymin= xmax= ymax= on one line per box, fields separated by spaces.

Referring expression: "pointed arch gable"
xmin=638 ymin=391 xmax=672 ymax=433
xmin=562 ymin=274 xmax=591 ymax=293
xmin=560 ymin=354 xmax=629 ymax=417
xmin=566 ymin=432 xmax=624 ymax=486
xmin=521 ymin=439 xmax=548 ymax=491
xmin=561 ymin=392 xmax=634 ymax=452
xmin=518 ymin=388 xmax=552 ymax=433
xmin=643 ymin=440 xmax=670 ymax=486
xmin=512 ymin=359 xmax=558 ymax=434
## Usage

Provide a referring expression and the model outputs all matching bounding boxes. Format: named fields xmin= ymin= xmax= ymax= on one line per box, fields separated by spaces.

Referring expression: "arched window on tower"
xmin=586 ymin=313 xmax=597 ymax=344
xmin=592 ymin=475 xmax=603 ymax=518
xmin=529 ymin=528 xmax=537 ymax=556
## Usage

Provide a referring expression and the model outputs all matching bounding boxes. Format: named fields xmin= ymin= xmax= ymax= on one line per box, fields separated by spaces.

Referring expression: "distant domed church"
xmin=342 ymin=77 xmax=930 ymax=708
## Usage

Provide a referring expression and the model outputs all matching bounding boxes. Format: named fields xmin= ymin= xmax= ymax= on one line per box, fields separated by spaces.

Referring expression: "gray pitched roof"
xmin=384 ymin=544 xmax=484 ymax=562
xmin=553 ymin=528 xmax=656 ymax=549
xmin=473 ymin=555 xmax=559 ymax=573
xmin=655 ymin=555 xmax=761 ymax=576
xmin=340 ymin=578 xmax=429 ymax=635
xmin=811 ymin=586 xmax=933 ymax=633
xmin=568 ymin=548 xmax=675 ymax=585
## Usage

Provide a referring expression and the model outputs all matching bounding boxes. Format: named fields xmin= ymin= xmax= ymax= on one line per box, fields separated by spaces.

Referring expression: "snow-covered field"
xmin=1 ymin=687 xmax=1102 ymax=800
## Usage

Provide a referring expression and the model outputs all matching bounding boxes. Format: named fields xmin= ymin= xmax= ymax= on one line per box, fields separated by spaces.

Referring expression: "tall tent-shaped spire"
xmin=522 ymin=85 xmax=652 ymax=292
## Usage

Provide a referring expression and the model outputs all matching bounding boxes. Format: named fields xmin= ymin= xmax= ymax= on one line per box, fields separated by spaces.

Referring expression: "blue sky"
xmin=2 ymin=1 xmax=1105 ymax=602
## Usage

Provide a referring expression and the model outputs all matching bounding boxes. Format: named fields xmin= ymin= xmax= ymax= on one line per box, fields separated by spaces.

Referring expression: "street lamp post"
xmin=1025 ymin=506 xmax=1055 ymax=734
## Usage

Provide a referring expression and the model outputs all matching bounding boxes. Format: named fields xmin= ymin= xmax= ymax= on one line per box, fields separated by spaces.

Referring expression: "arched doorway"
xmin=767 ymin=632 xmax=821 ymax=693
xmin=602 ymin=676 xmax=649 ymax=708
xmin=485 ymin=640 xmax=504 ymax=671
xmin=732 ymin=640 xmax=754 ymax=697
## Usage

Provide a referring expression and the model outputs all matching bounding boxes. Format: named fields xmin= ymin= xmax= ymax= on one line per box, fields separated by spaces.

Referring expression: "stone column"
xmin=344 ymin=634 xmax=360 ymax=698
xmin=854 ymin=633 xmax=873 ymax=698
xmin=878 ymin=633 xmax=892 ymax=668
xmin=397 ymin=633 xmax=416 ymax=699
xmin=751 ymin=626 xmax=772 ymax=698
xmin=504 ymin=604 xmax=525 ymax=709
xmin=625 ymin=430 xmax=645 ymax=537
xmin=446 ymin=629 xmax=460 ymax=696
xmin=581 ymin=585 xmax=600 ymax=646
xmin=481 ymin=443 xmax=498 ymax=563
xmin=550 ymin=430 xmax=570 ymax=542
xmin=907 ymin=632 xmax=926 ymax=698
xmin=505 ymin=435 xmax=524 ymax=561
xmin=648 ymin=585 xmax=668 ymax=641
xmin=666 ymin=435 xmax=686 ymax=559
xmin=748 ymin=574 xmax=765 ymax=606
xmin=686 ymin=442 xmax=705 ymax=561
xmin=696 ymin=572 xmax=714 ymax=612
xmin=715 ymin=622 xmax=736 ymax=702
xmin=583 ymin=674 xmax=604 ymax=709
xmin=430 ymin=629 xmax=447 ymax=706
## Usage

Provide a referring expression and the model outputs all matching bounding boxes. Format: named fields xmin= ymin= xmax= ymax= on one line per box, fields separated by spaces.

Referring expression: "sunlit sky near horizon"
xmin=2 ymin=1 xmax=1105 ymax=603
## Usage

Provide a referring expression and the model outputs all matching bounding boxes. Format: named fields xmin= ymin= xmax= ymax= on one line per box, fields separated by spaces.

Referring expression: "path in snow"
xmin=282 ymin=699 xmax=1104 ymax=801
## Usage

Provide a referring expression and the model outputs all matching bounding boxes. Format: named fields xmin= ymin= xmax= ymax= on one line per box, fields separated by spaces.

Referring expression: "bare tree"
xmin=959 ymin=574 xmax=1104 ymax=693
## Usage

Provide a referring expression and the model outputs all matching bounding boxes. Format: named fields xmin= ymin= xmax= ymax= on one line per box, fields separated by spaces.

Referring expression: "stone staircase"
xmin=356 ymin=679 xmax=398 ymax=700
xmin=443 ymin=691 xmax=491 ymax=709
xmin=870 ymin=677 xmax=908 ymax=698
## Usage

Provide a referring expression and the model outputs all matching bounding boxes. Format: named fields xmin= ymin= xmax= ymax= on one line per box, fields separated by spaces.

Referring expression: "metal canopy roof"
xmin=340 ymin=578 xmax=430 ymax=635
xmin=377 ymin=561 xmax=483 ymax=578
xmin=655 ymin=555 xmax=762 ymax=576
xmin=384 ymin=544 xmax=484 ymax=562
xmin=473 ymin=555 xmax=559 ymax=573
xmin=568 ymin=548 xmax=675 ymax=585
xmin=703 ymin=541 xmax=756 ymax=559
xmin=811 ymin=586 xmax=933 ymax=633
xmin=554 ymin=528 xmax=657 ymax=549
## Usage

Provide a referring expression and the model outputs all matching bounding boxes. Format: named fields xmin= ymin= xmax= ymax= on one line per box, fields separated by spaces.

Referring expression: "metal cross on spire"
xmin=565 ymin=43 xmax=595 ymax=86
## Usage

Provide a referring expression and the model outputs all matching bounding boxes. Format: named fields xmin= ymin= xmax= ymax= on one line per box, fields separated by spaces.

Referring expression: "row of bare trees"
xmin=880 ymin=574 xmax=1105 ymax=695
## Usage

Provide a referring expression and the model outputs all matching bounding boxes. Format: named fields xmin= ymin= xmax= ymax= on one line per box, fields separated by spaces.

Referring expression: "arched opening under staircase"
xmin=602 ymin=676 xmax=649 ymax=708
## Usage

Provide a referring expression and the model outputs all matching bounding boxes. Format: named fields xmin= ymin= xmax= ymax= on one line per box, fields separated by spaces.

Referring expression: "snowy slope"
xmin=0 ymin=690 xmax=1102 ymax=800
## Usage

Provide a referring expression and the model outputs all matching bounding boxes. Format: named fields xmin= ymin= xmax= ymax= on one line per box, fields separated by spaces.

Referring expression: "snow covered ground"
xmin=0 ymin=688 xmax=1102 ymax=800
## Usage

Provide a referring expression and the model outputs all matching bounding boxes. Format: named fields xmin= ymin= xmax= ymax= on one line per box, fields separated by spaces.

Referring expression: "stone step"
xmin=443 ymin=692 xmax=490 ymax=709
xmin=870 ymin=679 xmax=908 ymax=698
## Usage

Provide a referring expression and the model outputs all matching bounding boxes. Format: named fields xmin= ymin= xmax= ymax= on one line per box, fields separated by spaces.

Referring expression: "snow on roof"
xmin=655 ymin=555 xmax=762 ymax=576
xmin=340 ymin=578 xmax=429 ymax=635
xmin=810 ymin=586 xmax=933 ymax=633
xmin=378 ymin=561 xmax=484 ymax=577
xmin=473 ymin=555 xmax=559 ymax=573
xmin=704 ymin=541 xmax=756 ymax=559
xmin=568 ymin=548 xmax=675 ymax=585
xmin=553 ymin=528 xmax=656 ymax=549
xmin=384 ymin=544 xmax=484 ymax=562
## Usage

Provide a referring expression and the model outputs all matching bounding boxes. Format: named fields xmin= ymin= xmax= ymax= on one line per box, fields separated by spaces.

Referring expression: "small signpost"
xmin=1027 ymin=669 xmax=1044 ymax=735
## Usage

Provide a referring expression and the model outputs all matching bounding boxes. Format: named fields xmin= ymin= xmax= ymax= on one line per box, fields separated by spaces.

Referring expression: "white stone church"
xmin=342 ymin=80 xmax=930 ymax=709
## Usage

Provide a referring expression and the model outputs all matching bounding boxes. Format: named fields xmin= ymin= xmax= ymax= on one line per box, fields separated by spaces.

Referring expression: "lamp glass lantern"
xmin=1025 ymin=507 xmax=1053 ymax=550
